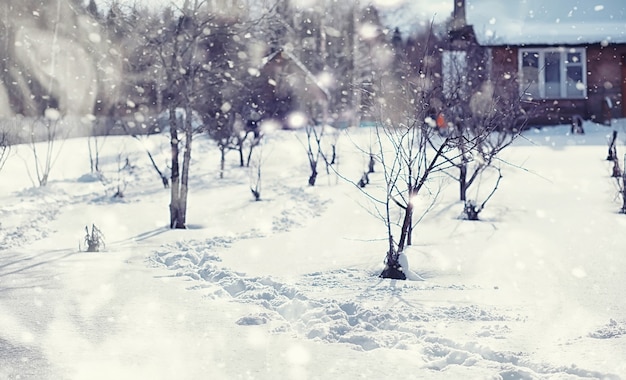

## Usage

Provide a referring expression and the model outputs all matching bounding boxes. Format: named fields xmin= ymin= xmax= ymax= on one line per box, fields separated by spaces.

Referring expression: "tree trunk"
xmin=607 ymin=130 xmax=618 ymax=161
xmin=238 ymin=141 xmax=245 ymax=167
xmin=169 ymin=107 xmax=185 ymax=229
xmin=220 ymin=145 xmax=226 ymax=179
xmin=368 ymin=154 xmax=375 ymax=173
xmin=308 ymin=169 xmax=318 ymax=186
xmin=407 ymin=214 xmax=413 ymax=246
xmin=178 ymin=107 xmax=193 ymax=228
xmin=612 ymin=158 xmax=621 ymax=178
xmin=397 ymin=202 xmax=413 ymax=253
xmin=464 ymin=201 xmax=480 ymax=220
xmin=308 ymin=160 xmax=318 ymax=186
xmin=246 ymin=140 xmax=255 ymax=167
xmin=88 ymin=136 xmax=95 ymax=173
xmin=459 ymin=160 xmax=467 ymax=201
xmin=380 ymin=234 xmax=406 ymax=280
xmin=380 ymin=260 xmax=406 ymax=280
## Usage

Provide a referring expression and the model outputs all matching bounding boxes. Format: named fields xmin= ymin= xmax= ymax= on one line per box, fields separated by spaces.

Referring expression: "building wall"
xmin=587 ymin=44 xmax=626 ymax=123
xmin=490 ymin=43 xmax=626 ymax=125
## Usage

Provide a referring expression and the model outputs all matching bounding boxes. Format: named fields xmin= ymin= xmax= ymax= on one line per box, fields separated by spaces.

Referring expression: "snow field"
xmin=1 ymin=120 xmax=626 ymax=378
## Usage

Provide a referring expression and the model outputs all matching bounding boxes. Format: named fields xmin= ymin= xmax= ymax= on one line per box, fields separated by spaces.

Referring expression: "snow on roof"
xmin=380 ymin=0 xmax=625 ymax=46
xmin=467 ymin=0 xmax=626 ymax=46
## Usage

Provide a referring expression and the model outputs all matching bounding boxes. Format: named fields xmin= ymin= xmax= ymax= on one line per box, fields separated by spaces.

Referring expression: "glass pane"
xmin=544 ymin=52 xmax=561 ymax=98
xmin=522 ymin=51 xmax=539 ymax=68
xmin=567 ymin=52 xmax=582 ymax=64
xmin=566 ymin=66 xmax=584 ymax=97
xmin=521 ymin=52 xmax=539 ymax=98
xmin=442 ymin=51 xmax=468 ymax=98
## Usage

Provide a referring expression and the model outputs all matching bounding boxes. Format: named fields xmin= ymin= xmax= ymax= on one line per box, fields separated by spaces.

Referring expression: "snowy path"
xmin=0 ymin=244 xmax=427 ymax=380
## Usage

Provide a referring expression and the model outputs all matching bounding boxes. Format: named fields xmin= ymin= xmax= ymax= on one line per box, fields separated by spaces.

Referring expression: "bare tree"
xmin=249 ymin=141 xmax=267 ymax=201
xmin=25 ymin=112 xmax=69 ymax=187
xmin=142 ymin=1 xmax=235 ymax=228
xmin=301 ymin=122 xmax=325 ymax=186
xmin=243 ymin=129 xmax=263 ymax=168
xmin=97 ymin=150 xmax=133 ymax=199
xmin=343 ymin=26 xmax=463 ymax=278
xmin=207 ymin=111 xmax=245 ymax=179
xmin=353 ymin=128 xmax=379 ymax=188
xmin=440 ymin=42 xmax=528 ymax=220
xmin=158 ymin=5 xmax=207 ymax=229
xmin=443 ymin=90 xmax=525 ymax=219
xmin=86 ymin=116 xmax=108 ymax=174
xmin=340 ymin=24 xmax=472 ymax=279
xmin=288 ymin=112 xmax=337 ymax=187
xmin=262 ymin=47 xmax=333 ymax=187
xmin=368 ymin=75 xmax=456 ymax=279
xmin=284 ymin=46 xmax=334 ymax=186
xmin=205 ymin=74 xmax=261 ymax=178
xmin=206 ymin=75 xmax=263 ymax=177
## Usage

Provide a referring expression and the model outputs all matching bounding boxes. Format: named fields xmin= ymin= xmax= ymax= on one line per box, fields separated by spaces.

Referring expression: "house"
xmin=450 ymin=0 xmax=626 ymax=125
xmin=255 ymin=49 xmax=331 ymax=128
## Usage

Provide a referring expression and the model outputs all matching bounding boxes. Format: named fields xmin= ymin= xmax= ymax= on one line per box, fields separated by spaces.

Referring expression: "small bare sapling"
xmin=82 ymin=224 xmax=105 ymax=252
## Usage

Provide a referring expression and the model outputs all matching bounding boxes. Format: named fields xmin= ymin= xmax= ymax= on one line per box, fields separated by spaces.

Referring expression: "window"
xmin=519 ymin=48 xmax=586 ymax=99
xmin=442 ymin=50 xmax=468 ymax=98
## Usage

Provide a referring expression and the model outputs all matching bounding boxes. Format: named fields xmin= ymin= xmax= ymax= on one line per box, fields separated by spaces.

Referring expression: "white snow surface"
xmin=1 ymin=120 xmax=626 ymax=379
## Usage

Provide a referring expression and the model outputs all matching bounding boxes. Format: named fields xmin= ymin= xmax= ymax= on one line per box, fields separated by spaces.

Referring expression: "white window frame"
xmin=518 ymin=47 xmax=587 ymax=99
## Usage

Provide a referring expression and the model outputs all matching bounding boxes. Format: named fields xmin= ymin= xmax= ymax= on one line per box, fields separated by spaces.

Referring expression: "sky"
xmin=468 ymin=0 xmax=626 ymax=24
xmin=466 ymin=0 xmax=626 ymax=44
xmin=333 ymin=0 xmax=624 ymax=45
xmin=97 ymin=0 xmax=626 ymax=24
xmin=379 ymin=0 xmax=626 ymax=43
xmin=95 ymin=0 xmax=625 ymax=44
xmin=375 ymin=0 xmax=453 ymax=28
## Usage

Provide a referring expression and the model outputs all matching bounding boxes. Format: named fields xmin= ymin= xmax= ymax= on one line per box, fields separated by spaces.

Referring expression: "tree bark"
xmin=607 ymin=130 xmax=618 ymax=161
xmin=397 ymin=202 xmax=413 ymax=253
xmin=238 ymin=143 xmax=245 ymax=167
xmin=145 ymin=148 xmax=169 ymax=187
xmin=459 ymin=159 xmax=467 ymax=201
xmin=368 ymin=154 xmax=375 ymax=173
xmin=169 ymin=107 xmax=185 ymax=229
xmin=220 ymin=145 xmax=226 ymax=179
xmin=308 ymin=164 xmax=318 ymax=186
xmin=178 ymin=105 xmax=193 ymax=228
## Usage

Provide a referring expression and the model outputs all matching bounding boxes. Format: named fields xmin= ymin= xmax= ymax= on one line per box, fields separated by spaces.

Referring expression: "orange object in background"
xmin=436 ymin=113 xmax=445 ymax=128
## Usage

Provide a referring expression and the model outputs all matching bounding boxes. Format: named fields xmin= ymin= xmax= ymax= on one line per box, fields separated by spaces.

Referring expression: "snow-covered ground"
xmin=1 ymin=119 xmax=626 ymax=379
